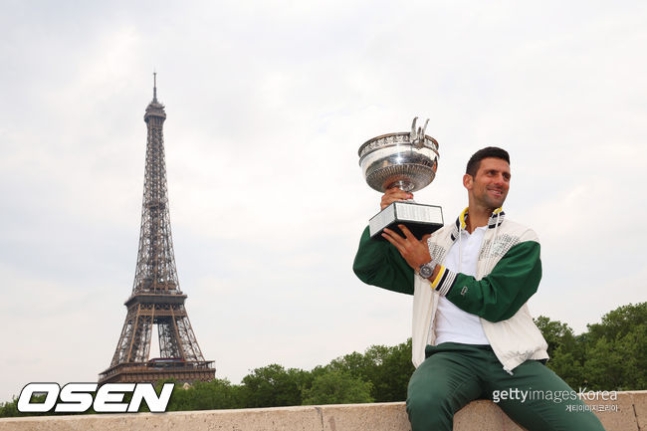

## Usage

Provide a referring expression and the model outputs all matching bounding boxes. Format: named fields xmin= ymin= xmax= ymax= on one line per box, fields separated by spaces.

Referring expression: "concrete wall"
xmin=1 ymin=391 xmax=645 ymax=431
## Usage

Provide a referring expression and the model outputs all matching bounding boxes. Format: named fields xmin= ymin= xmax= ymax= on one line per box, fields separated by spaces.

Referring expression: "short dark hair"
xmin=465 ymin=147 xmax=510 ymax=176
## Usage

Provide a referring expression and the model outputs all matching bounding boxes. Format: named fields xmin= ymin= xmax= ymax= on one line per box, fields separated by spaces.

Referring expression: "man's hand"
xmin=381 ymin=187 xmax=413 ymax=210
xmin=381 ymin=224 xmax=432 ymax=271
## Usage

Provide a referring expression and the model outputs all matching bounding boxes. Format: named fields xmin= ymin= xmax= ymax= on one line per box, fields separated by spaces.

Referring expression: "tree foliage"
xmin=302 ymin=370 xmax=373 ymax=405
xmin=535 ymin=301 xmax=647 ymax=391
xmin=238 ymin=364 xmax=310 ymax=408
xmin=323 ymin=340 xmax=414 ymax=402
xmin=164 ymin=378 xmax=242 ymax=411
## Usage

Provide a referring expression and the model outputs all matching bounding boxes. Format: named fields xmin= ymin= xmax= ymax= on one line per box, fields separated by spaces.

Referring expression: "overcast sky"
xmin=2 ymin=0 xmax=647 ymax=403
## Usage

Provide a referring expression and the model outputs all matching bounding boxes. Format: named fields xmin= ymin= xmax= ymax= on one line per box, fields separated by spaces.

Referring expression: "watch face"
xmin=420 ymin=265 xmax=433 ymax=278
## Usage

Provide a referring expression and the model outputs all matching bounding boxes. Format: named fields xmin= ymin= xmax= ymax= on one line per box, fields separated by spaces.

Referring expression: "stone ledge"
xmin=1 ymin=391 xmax=645 ymax=431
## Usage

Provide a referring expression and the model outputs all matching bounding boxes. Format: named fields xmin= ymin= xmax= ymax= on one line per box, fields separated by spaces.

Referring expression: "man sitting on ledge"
xmin=353 ymin=147 xmax=605 ymax=431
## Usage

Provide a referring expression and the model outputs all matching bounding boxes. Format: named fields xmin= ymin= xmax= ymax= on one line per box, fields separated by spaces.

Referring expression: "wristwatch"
xmin=418 ymin=259 xmax=438 ymax=279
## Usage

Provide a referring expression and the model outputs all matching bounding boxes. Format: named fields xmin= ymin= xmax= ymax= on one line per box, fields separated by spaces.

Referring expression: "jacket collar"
xmin=450 ymin=207 xmax=505 ymax=241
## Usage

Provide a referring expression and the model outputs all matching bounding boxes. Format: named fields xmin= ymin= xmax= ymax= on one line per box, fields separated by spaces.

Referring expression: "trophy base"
xmin=369 ymin=201 xmax=444 ymax=239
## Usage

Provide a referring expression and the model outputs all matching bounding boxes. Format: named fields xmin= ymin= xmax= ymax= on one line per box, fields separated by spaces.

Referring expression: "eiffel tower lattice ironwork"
xmin=99 ymin=75 xmax=215 ymax=384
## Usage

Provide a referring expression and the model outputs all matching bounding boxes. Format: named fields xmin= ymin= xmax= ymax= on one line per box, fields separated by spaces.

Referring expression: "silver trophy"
xmin=359 ymin=117 xmax=444 ymax=238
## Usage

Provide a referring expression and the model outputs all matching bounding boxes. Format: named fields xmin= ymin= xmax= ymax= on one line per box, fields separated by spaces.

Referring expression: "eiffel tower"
xmin=99 ymin=75 xmax=215 ymax=384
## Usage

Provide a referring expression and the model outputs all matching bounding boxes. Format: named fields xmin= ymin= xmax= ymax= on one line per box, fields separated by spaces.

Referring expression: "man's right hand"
xmin=381 ymin=187 xmax=414 ymax=210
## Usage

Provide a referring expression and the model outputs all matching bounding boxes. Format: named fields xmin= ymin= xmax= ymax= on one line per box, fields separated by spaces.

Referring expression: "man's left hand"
xmin=381 ymin=224 xmax=432 ymax=271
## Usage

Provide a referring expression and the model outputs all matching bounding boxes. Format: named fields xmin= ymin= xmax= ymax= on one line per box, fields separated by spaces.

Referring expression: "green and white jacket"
xmin=353 ymin=208 xmax=549 ymax=373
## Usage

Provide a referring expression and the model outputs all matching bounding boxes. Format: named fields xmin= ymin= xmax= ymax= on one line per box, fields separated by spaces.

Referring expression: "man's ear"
xmin=463 ymin=173 xmax=473 ymax=190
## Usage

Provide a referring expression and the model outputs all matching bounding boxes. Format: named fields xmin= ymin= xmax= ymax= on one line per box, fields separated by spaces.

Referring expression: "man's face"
xmin=464 ymin=157 xmax=511 ymax=210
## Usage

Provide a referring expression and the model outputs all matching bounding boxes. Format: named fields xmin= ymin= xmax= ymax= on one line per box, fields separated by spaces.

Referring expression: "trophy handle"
xmin=411 ymin=117 xmax=430 ymax=149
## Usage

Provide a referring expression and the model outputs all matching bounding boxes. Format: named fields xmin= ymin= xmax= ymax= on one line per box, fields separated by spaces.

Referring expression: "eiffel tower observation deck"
xmin=99 ymin=75 xmax=215 ymax=385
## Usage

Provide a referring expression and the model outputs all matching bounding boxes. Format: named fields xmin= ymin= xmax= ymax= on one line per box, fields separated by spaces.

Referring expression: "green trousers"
xmin=406 ymin=343 xmax=606 ymax=431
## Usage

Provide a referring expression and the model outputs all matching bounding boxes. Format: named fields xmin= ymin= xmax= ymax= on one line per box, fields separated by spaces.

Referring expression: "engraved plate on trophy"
xmin=358 ymin=117 xmax=444 ymax=238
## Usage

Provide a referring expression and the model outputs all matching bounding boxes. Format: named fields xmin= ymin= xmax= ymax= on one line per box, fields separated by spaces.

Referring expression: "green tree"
xmin=0 ymin=398 xmax=20 ymax=418
xmin=536 ymin=302 xmax=647 ymax=391
xmin=362 ymin=340 xmax=414 ymax=402
xmin=165 ymin=378 xmax=243 ymax=412
xmin=302 ymin=370 xmax=373 ymax=405
xmin=582 ymin=302 xmax=647 ymax=391
xmin=534 ymin=316 xmax=586 ymax=388
xmin=534 ymin=316 xmax=577 ymax=355
xmin=322 ymin=339 xmax=414 ymax=402
xmin=582 ymin=337 xmax=626 ymax=390
xmin=239 ymin=364 xmax=311 ymax=408
xmin=545 ymin=344 xmax=587 ymax=389
xmin=586 ymin=302 xmax=647 ymax=342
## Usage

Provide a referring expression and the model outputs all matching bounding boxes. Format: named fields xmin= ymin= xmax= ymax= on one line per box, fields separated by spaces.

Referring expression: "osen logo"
xmin=17 ymin=382 xmax=174 ymax=413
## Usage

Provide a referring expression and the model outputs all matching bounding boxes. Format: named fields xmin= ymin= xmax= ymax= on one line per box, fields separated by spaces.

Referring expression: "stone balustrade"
xmin=1 ymin=391 xmax=645 ymax=431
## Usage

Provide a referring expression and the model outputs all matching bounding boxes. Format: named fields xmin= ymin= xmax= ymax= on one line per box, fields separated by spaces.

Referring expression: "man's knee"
xmin=406 ymin=390 xmax=453 ymax=430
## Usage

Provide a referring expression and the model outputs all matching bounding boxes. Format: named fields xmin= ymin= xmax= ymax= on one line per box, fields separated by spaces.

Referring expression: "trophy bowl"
xmin=358 ymin=119 xmax=439 ymax=193
xmin=358 ymin=118 xmax=443 ymax=238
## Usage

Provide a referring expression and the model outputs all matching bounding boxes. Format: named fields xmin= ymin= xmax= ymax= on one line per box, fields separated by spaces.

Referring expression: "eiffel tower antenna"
xmin=99 ymin=75 xmax=215 ymax=384
xmin=153 ymin=71 xmax=158 ymax=101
